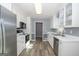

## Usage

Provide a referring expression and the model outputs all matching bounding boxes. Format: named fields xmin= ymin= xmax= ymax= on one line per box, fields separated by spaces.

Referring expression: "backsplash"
xmin=51 ymin=27 xmax=79 ymax=37
xmin=50 ymin=29 xmax=57 ymax=32
xmin=64 ymin=27 xmax=79 ymax=37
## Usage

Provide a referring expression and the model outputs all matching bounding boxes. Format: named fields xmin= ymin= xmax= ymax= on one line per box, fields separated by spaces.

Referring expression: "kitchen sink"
xmin=54 ymin=34 xmax=65 ymax=37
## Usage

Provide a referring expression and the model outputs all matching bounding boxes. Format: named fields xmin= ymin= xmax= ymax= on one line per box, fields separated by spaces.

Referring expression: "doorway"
xmin=36 ymin=22 xmax=43 ymax=41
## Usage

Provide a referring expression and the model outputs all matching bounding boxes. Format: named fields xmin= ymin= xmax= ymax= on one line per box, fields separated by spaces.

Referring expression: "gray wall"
xmin=50 ymin=29 xmax=57 ymax=32
xmin=50 ymin=27 xmax=79 ymax=37
xmin=31 ymin=18 xmax=51 ymax=40
xmin=64 ymin=27 xmax=79 ymax=37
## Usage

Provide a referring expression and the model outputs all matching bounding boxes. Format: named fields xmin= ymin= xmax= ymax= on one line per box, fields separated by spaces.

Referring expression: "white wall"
xmin=12 ymin=4 xmax=27 ymax=28
xmin=0 ymin=3 xmax=12 ymax=11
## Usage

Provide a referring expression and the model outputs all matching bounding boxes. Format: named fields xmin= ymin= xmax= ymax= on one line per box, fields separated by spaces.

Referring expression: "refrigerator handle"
xmin=0 ymin=20 xmax=2 ymax=54
xmin=1 ymin=19 xmax=6 ymax=54
xmin=1 ymin=23 xmax=4 ymax=54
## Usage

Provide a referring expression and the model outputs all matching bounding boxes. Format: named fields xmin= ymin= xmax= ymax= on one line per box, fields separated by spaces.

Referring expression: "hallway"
xmin=19 ymin=38 xmax=55 ymax=56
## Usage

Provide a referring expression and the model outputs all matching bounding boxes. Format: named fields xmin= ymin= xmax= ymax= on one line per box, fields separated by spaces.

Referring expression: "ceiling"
xmin=13 ymin=3 xmax=64 ymax=19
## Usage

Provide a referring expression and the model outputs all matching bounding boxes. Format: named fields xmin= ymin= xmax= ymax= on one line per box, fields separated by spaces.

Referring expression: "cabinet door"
xmin=65 ymin=3 xmax=72 ymax=26
xmin=17 ymin=36 xmax=25 ymax=55
xmin=59 ymin=8 xmax=64 ymax=26
xmin=53 ymin=15 xmax=59 ymax=28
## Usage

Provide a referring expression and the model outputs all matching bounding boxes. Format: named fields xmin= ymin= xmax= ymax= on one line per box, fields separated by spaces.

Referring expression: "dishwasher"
xmin=53 ymin=37 xmax=59 ymax=56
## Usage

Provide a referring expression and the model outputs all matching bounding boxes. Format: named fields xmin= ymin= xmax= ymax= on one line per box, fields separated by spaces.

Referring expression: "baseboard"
xmin=31 ymin=38 xmax=48 ymax=41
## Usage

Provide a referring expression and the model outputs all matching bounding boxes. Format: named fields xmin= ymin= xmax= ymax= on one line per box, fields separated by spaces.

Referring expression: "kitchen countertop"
xmin=48 ymin=32 xmax=58 ymax=36
xmin=48 ymin=32 xmax=57 ymax=34
xmin=17 ymin=33 xmax=29 ymax=36
xmin=54 ymin=34 xmax=79 ymax=42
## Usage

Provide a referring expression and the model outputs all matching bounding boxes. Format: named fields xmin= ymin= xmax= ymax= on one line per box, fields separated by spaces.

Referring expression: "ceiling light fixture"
xmin=34 ymin=3 xmax=42 ymax=14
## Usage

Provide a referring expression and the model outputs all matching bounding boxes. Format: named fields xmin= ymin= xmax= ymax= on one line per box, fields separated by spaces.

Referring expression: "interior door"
xmin=36 ymin=22 xmax=43 ymax=41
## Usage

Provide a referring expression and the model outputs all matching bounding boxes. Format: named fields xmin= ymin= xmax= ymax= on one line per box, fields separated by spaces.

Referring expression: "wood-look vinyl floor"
xmin=19 ymin=39 xmax=55 ymax=56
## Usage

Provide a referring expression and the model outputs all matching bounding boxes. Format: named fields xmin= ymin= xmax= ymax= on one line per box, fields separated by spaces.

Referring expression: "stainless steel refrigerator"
xmin=0 ymin=5 xmax=17 ymax=56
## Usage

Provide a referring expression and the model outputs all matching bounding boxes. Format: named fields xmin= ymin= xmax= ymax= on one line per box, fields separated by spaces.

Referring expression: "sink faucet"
xmin=57 ymin=25 xmax=65 ymax=36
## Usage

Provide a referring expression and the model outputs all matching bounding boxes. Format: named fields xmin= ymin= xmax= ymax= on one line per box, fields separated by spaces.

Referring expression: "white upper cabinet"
xmin=65 ymin=3 xmax=79 ymax=27
xmin=50 ymin=5 xmax=65 ymax=29
xmin=0 ymin=3 xmax=12 ymax=11
xmin=51 ymin=3 xmax=79 ymax=28
xmin=50 ymin=12 xmax=60 ymax=29
xmin=53 ymin=13 xmax=60 ymax=28
xmin=65 ymin=3 xmax=72 ymax=27
xmin=59 ymin=7 xmax=65 ymax=27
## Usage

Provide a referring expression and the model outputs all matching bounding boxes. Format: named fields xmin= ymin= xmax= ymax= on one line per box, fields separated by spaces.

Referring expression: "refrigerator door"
xmin=1 ymin=6 xmax=17 ymax=56
xmin=0 ymin=7 xmax=2 ymax=54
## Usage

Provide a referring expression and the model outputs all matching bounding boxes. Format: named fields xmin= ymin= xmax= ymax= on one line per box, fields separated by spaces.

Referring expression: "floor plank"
xmin=19 ymin=39 xmax=55 ymax=56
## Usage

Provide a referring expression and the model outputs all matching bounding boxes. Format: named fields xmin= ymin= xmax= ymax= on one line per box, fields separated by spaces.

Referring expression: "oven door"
xmin=53 ymin=37 xmax=59 ymax=56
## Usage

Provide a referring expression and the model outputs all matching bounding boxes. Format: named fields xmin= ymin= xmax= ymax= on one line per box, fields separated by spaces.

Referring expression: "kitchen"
xmin=0 ymin=3 xmax=79 ymax=56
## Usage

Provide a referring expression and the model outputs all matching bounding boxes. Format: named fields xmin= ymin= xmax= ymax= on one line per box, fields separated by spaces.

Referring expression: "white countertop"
xmin=48 ymin=32 xmax=57 ymax=34
xmin=54 ymin=34 xmax=79 ymax=42
xmin=17 ymin=33 xmax=29 ymax=36
xmin=47 ymin=32 xmax=58 ymax=36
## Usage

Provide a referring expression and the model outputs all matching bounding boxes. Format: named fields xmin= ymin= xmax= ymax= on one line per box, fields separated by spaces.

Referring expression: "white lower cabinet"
xmin=58 ymin=41 xmax=79 ymax=56
xmin=17 ymin=35 xmax=26 ymax=55
xmin=53 ymin=35 xmax=79 ymax=56
xmin=48 ymin=32 xmax=54 ymax=48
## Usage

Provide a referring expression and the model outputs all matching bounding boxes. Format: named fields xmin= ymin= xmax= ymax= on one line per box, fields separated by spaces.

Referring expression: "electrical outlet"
xmin=70 ymin=30 xmax=72 ymax=34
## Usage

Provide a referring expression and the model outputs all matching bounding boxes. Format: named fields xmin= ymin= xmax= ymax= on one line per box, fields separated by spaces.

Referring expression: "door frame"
xmin=35 ymin=22 xmax=43 ymax=41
